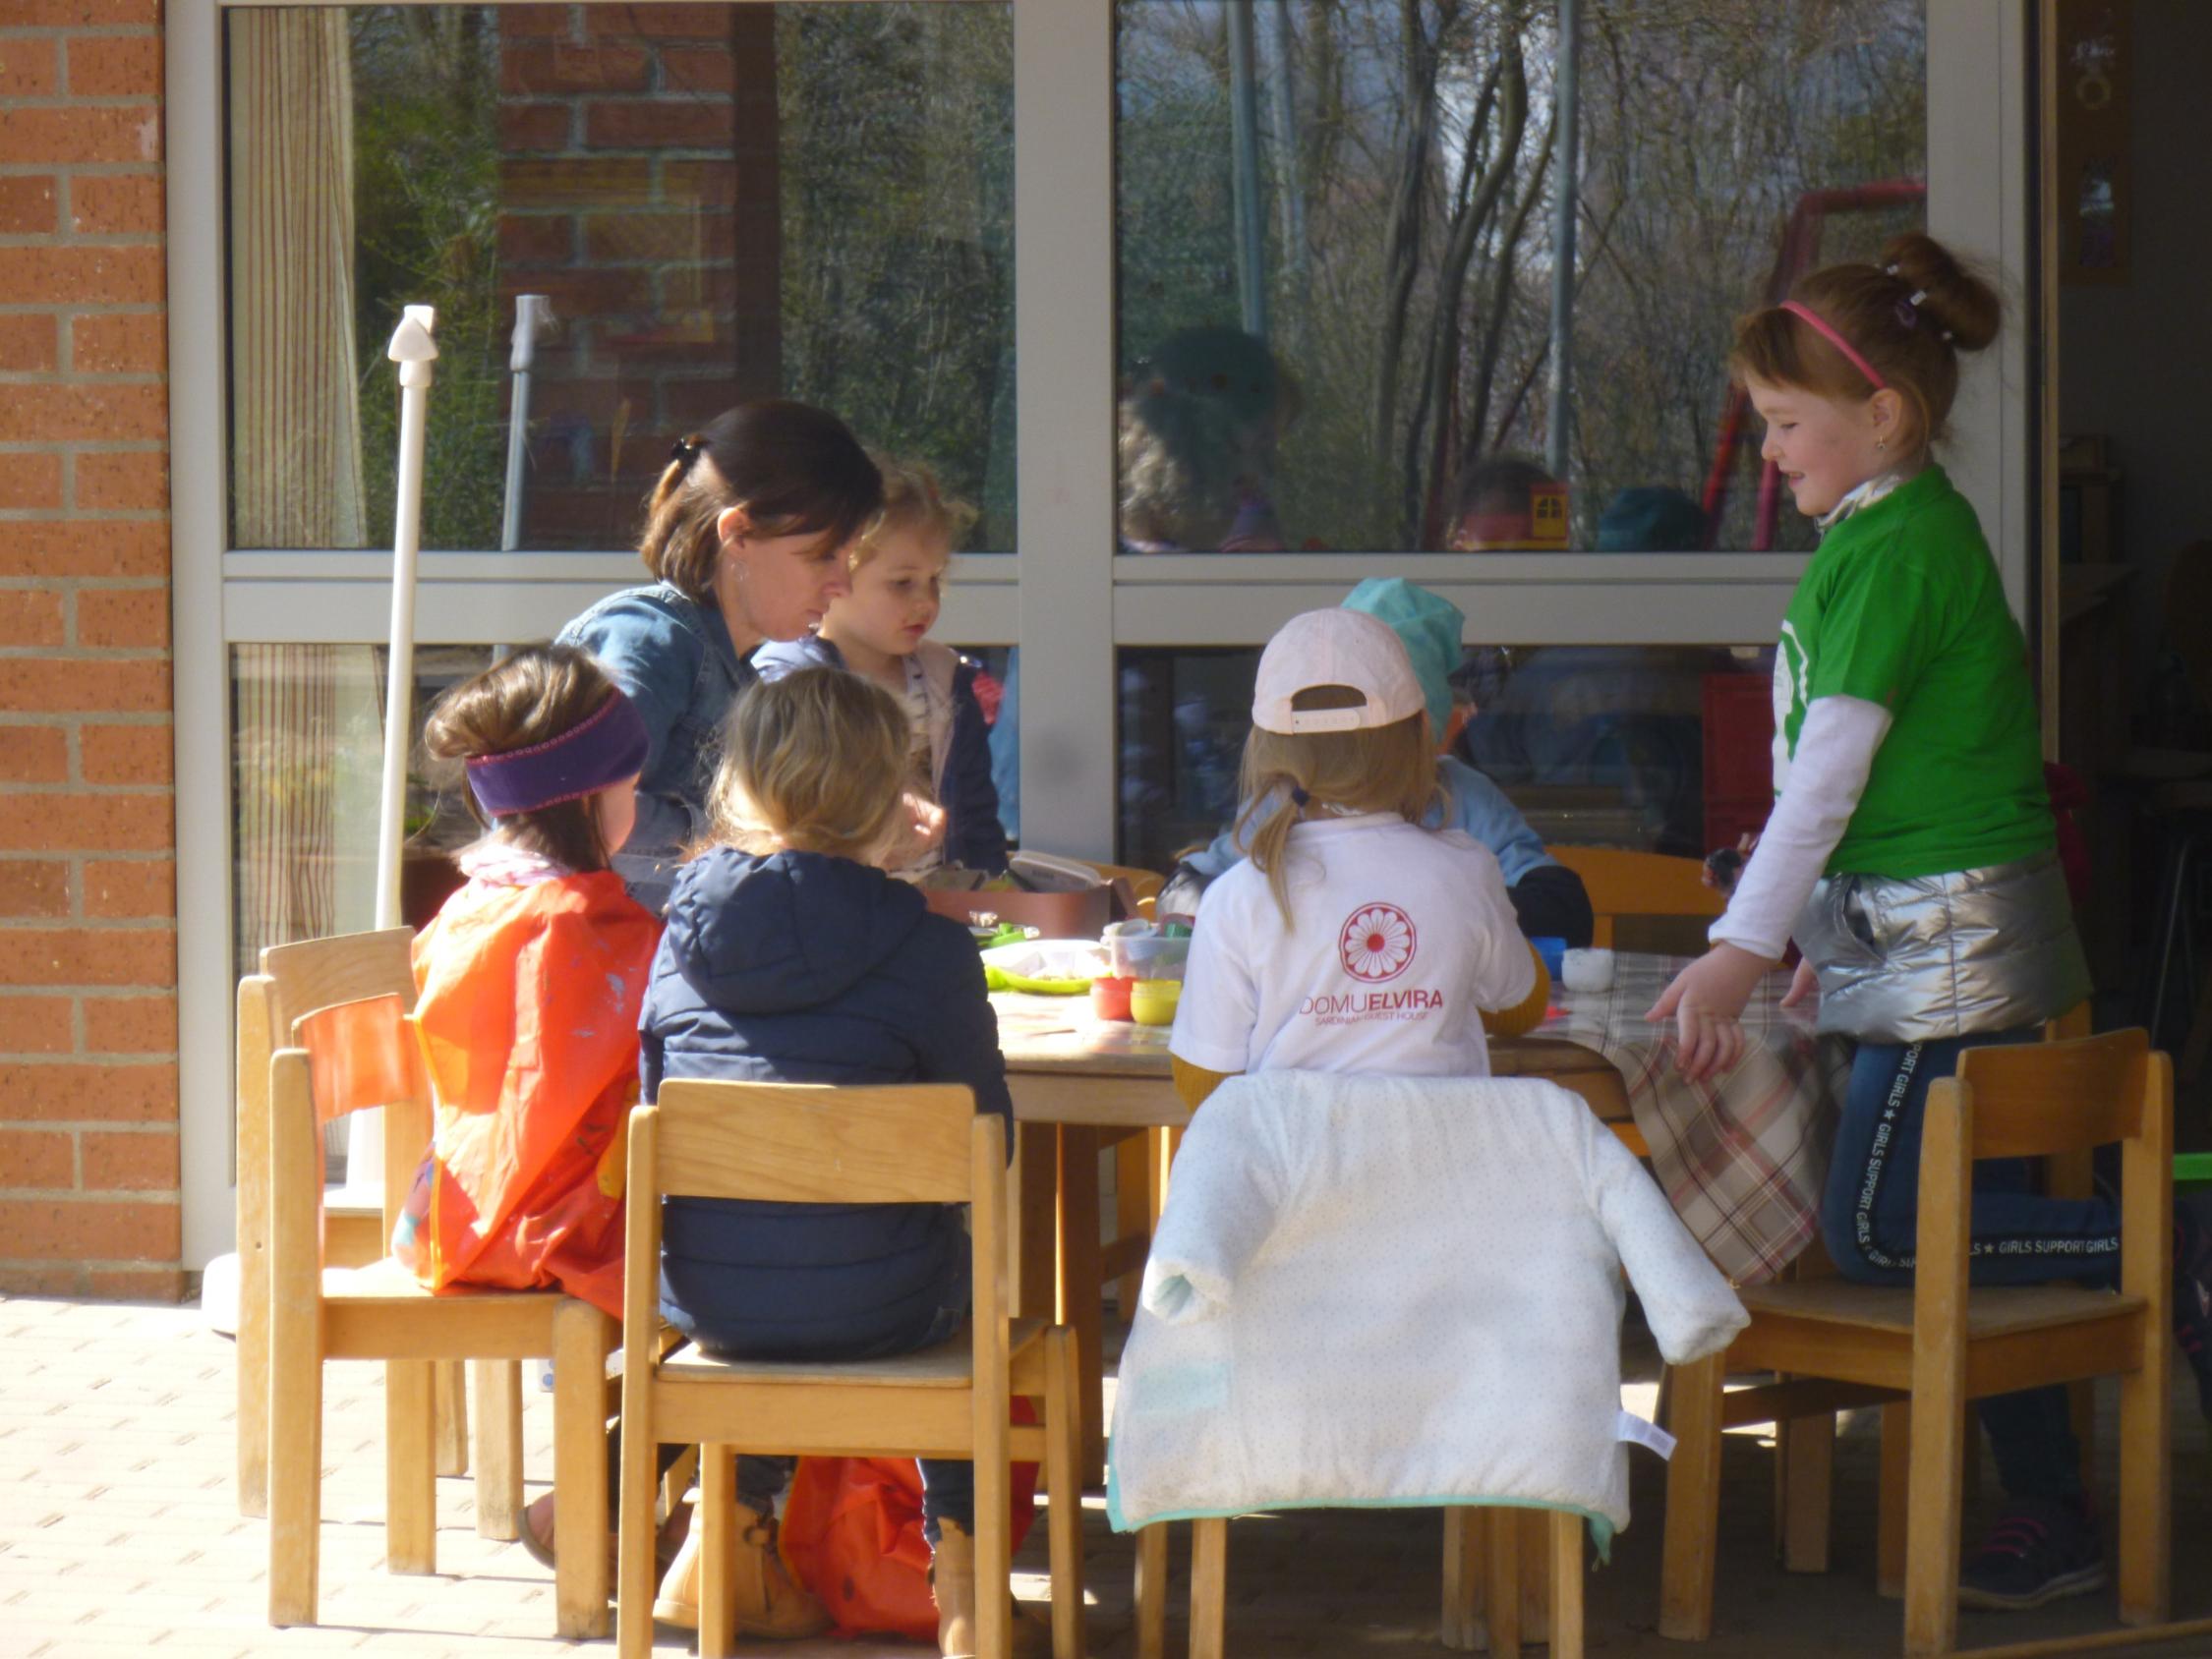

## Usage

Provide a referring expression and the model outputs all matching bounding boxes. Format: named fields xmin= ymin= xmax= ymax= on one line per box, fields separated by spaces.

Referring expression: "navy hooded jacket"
xmin=751 ymin=633 xmax=1010 ymax=874
xmin=641 ymin=845 xmax=1012 ymax=1358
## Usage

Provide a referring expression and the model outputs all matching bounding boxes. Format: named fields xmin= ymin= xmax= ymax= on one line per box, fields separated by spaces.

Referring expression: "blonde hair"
xmin=848 ymin=454 xmax=977 ymax=570
xmin=704 ymin=667 xmax=910 ymax=864
xmin=1731 ymin=231 xmax=2001 ymax=456
xmin=1235 ymin=686 xmax=1442 ymax=925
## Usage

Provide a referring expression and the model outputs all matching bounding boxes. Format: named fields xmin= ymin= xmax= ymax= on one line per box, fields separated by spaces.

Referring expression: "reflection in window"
xmin=226 ymin=4 xmax=1014 ymax=553
xmin=1115 ymin=643 xmax=1774 ymax=872
xmin=1115 ymin=1 xmax=1925 ymax=552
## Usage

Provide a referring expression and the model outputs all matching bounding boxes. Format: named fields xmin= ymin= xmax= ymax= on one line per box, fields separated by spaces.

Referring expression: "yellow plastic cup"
xmin=1129 ymin=978 xmax=1182 ymax=1026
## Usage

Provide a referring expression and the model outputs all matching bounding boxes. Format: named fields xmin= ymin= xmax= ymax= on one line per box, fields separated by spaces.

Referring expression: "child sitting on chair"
xmin=399 ymin=643 xmax=661 ymax=1318
xmin=638 ymin=666 xmax=1044 ymax=1657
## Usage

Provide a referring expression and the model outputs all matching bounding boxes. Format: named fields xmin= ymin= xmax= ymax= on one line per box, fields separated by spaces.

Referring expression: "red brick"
xmin=0 ymin=590 xmax=65 ymax=648
xmin=502 ymin=41 xmax=650 ymax=94
xmin=0 ymin=38 xmax=60 ymax=99
xmin=0 ymin=176 xmax=57 ymax=235
xmin=0 ymin=247 xmax=165 ymax=311
xmin=0 ymin=657 xmax=169 ymax=714
xmin=0 ymin=451 xmax=63 ymax=511
xmin=661 ymin=159 xmax=739 ymax=209
xmin=0 ymin=1059 xmax=175 ymax=1120
xmin=499 ymin=211 xmax=574 ymax=263
xmin=0 ymin=995 xmax=75 ymax=1055
xmin=0 ymin=1195 xmax=178 ymax=1259
xmin=584 ymin=211 xmax=711 ymax=263
xmin=514 ymin=266 xmax=647 ymax=320
xmin=0 ymin=792 xmax=170 ymax=852
xmin=73 ymin=585 xmax=168 ymax=647
xmin=0 ymin=0 xmax=159 ymax=23
xmin=498 ymin=101 xmax=572 ymax=152
xmin=0 ymin=725 xmax=69 ymax=784
xmin=584 ymin=99 xmax=731 ymax=150
xmin=64 ymin=35 xmax=161 ymax=98
xmin=0 ymin=106 xmax=161 ymax=167
xmin=0 ymin=315 xmax=60 ymax=374
xmin=0 ymin=860 xmax=70 ymax=918
xmin=82 ymin=993 xmax=171 ymax=1055
xmin=70 ymin=312 xmax=165 ymax=376
xmin=0 ymin=1262 xmax=84 ymax=1294
xmin=590 ymin=5 xmax=729 ymax=40
xmin=73 ymin=450 xmax=167 ymax=515
xmin=67 ymin=173 xmax=163 ymax=237
xmin=0 ymin=520 xmax=169 ymax=578
xmin=0 ymin=383 xmax=168 ymax=443
xmin=87 ymin=1264 xmax=186 ymax=1299
xmin=80 ymin=1127 xmax=174 ymax=1191
xmin=81 ymin=858 xmax=170 ymax=918
xmin=77 ymin=721 xmax=169 ymax=784
xmin=499 ymin=155 xmax=654 ymax=207
xmin=659 ymin=47 xmax=735 ymax=95
xmin=497 ymin=5 xmax=576 ymax=38
xmin=0 ymin=1128 xmax=74 ymax=1189
xmin=0 ymin=929 xmax=172 ymax=990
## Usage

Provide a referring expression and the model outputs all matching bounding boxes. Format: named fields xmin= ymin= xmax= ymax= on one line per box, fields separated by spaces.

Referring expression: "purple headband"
xmin=465 ymin=689 xmax=649 ymax=818
xmin=1778 ymin=301 xmax=1887 ymax=390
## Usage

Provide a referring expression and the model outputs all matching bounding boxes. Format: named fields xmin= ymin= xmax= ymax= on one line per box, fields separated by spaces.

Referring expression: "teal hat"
xmin=1342 ymin=577 xmax=1462 ymax=741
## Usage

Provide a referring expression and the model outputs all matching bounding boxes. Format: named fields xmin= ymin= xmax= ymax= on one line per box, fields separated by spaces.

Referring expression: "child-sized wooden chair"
xmin=262 ymin=991 xmax=615 ymax=1635
xmin=1544 ymin=844 xmax=1724 ymax=955
xmin=615 ymin=1080 xmax=1086 ymax=1659
xmin=1659 ymin=1029 xmax=2173 ymax=1658
xmin=235 ymin=930 xmax=477 ymax=1521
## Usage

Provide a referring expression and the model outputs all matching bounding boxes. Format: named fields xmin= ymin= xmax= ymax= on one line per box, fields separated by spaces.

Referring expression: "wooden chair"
xmin=1545 ymin=844 xmax=1723 ymax=954
xmin=262 ymin=990 xmax=615 ymax=1634
xmin=1659 ymin=1029 xmax=2174 ymax=1657
xmin=235 ymin=929 xmax=477 ymax=1520
xmin=615 ymin=1080 xmax=1086 ymax=1659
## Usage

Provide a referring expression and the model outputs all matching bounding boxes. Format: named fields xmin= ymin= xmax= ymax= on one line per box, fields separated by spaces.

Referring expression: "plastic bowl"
xmin=1129 ymin=979 xmax=1182 ymax=1026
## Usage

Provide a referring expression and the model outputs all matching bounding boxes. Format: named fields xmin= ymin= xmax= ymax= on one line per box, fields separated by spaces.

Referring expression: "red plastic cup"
xmin=1090 ymin=975 xmax=1134 ymax=1021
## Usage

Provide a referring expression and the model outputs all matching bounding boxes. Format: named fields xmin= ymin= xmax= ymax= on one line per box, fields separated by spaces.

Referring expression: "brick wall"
xmin=0 ymin=0 xmax=181 ymax=1300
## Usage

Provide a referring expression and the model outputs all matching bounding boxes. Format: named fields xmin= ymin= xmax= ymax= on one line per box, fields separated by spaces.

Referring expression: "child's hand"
xmin=1780 ymin=956 xmax=1820 ymax=1009
xmin=1645 ymin=943 xmax=1771 ymax=1082
xmin=886 ymin=792 xmax=946 ymax=868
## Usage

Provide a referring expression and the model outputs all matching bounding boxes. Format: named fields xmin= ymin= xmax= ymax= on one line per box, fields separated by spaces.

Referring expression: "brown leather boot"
xmin=652 ymin=1499 xmax=831 ymax=1641
xmin=929 ymin=1519 xmax=1052 ymax=1658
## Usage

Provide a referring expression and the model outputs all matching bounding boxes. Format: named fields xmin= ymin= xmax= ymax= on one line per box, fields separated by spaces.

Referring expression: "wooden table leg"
xmin=1056 ymin=1124 xmax=1106 ymax=1487
xmin=1017 ymin=1122 xmax=1058 ymax=1321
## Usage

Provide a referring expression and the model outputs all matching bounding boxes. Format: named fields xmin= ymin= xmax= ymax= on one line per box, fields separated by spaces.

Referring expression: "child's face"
xmin=1747 ymin=374 xmax=1891 ymax=519
xmin=593 ymin=773 xmax=640 ymax=855
xmin=825 ymin=530 xmax=948 ymax=660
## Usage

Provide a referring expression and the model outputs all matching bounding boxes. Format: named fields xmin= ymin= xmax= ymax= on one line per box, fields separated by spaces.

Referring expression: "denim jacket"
xmin=556 ymin=583 xmax=753 ymax=914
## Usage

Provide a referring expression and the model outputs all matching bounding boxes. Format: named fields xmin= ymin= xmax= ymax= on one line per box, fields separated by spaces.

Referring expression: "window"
xmin=1113 ymin=0 xmax=1926 ymax=553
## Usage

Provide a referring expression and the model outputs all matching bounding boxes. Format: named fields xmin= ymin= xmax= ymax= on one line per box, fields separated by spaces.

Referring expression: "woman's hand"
xmin=1645 ymin=943 xmax=1772 ymax=1082
xmin=1780 ymin=955 xmax=1820 ymax=1009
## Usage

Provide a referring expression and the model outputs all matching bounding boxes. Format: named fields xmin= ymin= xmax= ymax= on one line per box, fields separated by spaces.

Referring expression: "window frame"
xmin=166 ymin=0 xmax=2030 ymax=1267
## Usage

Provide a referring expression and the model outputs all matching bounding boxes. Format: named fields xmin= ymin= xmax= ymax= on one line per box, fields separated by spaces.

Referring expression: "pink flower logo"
xmin=1339 ymin=902 xmax=1418 ymax=983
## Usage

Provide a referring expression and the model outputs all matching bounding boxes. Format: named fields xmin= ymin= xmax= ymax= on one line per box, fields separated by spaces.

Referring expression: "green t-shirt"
xmin=1773 ymin=465 xmax=2052 ymax=880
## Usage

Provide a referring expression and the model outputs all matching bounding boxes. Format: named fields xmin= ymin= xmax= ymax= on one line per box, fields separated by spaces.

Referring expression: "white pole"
xmin=346 ymin=304 xmax=437 ymax=1205
xmin=498 ymin=295 xmax=551 ymax=554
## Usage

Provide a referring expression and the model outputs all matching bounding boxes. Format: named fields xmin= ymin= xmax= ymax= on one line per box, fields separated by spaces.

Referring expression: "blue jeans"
xmin=1819 ymin=1028 xmax=2121 ymax=1504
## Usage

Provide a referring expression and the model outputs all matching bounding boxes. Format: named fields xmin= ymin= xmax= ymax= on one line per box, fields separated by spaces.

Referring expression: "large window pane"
xmin=226 ymin=4 xmax=1015 ymax=553
xmin=1114 ymin=1 xmax=1925 ymax=553
xmin=1117 ymin=643 xmax=1775 ymax=872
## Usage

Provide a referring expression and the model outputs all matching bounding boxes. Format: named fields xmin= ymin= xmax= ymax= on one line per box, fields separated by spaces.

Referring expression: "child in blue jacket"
xmin=754 ymin=456 xmax=1009 ymax=877
xmin=639 ymin=666 xmax=1039 ymax=1657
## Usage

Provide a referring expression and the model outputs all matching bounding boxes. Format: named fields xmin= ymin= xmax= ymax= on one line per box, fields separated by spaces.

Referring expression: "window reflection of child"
xmin=1119 ymin=326 xmax=1298 ymax=553
xmin=1445 ymin=455 xmax=1553 ymax=551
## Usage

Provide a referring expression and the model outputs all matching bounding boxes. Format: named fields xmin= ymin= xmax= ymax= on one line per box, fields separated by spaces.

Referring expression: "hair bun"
xmin=1880 ymin=231 xmax=2001 ymax=354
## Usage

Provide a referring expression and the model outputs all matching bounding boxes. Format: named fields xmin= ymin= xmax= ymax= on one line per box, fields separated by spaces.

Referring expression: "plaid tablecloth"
xmin=1539 ymin=953 xmax=1848 ymax=1286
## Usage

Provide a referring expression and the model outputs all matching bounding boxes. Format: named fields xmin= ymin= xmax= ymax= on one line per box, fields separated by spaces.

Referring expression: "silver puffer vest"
xmin=1794 ymin=851 xmax=2089 ymax=1043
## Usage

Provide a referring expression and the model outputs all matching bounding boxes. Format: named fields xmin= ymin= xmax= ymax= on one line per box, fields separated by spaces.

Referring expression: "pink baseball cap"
xmin=1252 ymin=608 xmax=1427 ymax=734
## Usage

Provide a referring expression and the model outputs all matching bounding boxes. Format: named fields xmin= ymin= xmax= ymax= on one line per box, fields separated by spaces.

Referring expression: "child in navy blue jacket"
xmin=640 ymin=665 xmax=1036 ymax=1656
xmin=753 ymin=456 xmax=1009 ymax=878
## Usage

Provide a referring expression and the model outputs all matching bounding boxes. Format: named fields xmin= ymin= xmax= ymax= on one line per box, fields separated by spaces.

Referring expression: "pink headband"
xmin=1778 ymin=301 xmax=1887 ymax=390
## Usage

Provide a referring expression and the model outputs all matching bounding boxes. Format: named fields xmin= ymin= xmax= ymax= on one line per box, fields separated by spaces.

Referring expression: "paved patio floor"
xmin=2 ymin=1294 xmax=2206 ymax=1658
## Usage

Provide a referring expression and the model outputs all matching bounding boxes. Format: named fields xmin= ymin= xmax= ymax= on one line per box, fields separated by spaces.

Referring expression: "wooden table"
xmin=994 ymin=993 xmax=1634 ymax=1485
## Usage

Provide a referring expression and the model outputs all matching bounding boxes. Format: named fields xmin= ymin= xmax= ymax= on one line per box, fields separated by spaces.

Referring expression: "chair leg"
xmin=1189 ymin=1516 xmax=1227 ymax=1659
xmin=1134 ymin=1523 xmax=1169 ymax=1659
xmin=1044 ymin=1328 xmax=1087 ymax=1659
xmin=1658 ymin=1350 xmax=1724 ymax=1640
xmin=699 ymin=1443 xmax=737 ymax=1659
xmin=435 ymin=1356 xmax=469 ymax=1477
xmin=552 ymin=1303 xmax=611 ymax=1638
xmin=1440 ymin=1507 xmax=1484 ymax=1651
xmin=1114 ymin=1133 xmax=1151 ymax=1318
xmin=1548 ymin=1511 xmax=1584 ymax=1659
xmin=1057 ymin=1125 xmax=1107 ymax=1487
xmin=265 ymin=1300 xmax=322 ymax=1625
xmin=975 ymin=1405 xmax=1014 ymax=1659
xmin=2117 ymin=1344 xmax=2173 ymax=1626
xmin=1776 ymin=1408 xmax=1834 ymax=1573
xmin=1485 ymin=1503 xmax=1521 ymax=1659
xmin=473 ymin=1358 xmax=523 ymax=1540
xmin=237 ymin=1252 xmax=269 ymax=1519
xmin=661 ymin=1442 xmax=699 ymax=1524
xmin=1877 ymin=1402 xmax=1910 ymax=1600
xmin=614 ymin=1378 xmax=662 ymax=1657
xmin=384 ymin=1358 xmax=437 ymax=1575
xmin=1900 ymin=1396 xmax=1966 ymax=1658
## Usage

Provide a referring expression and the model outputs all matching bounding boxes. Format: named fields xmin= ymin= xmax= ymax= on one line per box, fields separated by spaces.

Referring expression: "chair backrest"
xmin=264 ymin=994 xmax=433 ymax=1254
xmin=1952 ymin=1027 xmax=2158 ymax=1161
xmin=1544 ymin=845 xmax=1722 ymax=950
xmin=260 ymin=927 xmax=417 ymax=1037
